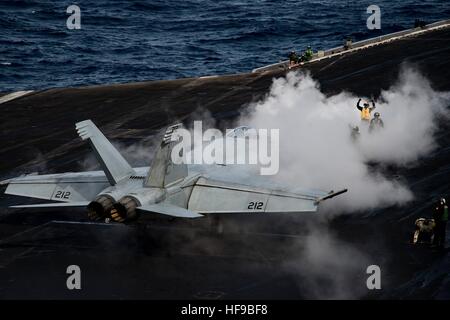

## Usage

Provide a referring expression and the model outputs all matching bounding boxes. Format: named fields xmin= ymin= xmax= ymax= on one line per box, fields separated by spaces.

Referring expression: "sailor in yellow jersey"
xmin=356 ymin=98 xmax=376 ymax=123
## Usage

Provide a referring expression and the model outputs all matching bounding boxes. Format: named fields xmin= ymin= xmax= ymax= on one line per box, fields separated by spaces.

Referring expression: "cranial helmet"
xmin=374 ymin=112 xmax=380 ymax=117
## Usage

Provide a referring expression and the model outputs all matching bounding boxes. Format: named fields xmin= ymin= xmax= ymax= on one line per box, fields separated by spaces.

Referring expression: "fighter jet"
xmin=0 ymin=120 xmax=347 ymax=223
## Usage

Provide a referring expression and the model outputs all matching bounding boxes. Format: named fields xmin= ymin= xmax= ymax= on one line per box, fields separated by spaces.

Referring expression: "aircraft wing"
xmin=187 ymin=177 xmax=346 ymax=214
xmin=1 ymin=171 xmax=109 ymax=206
xmin=10 ymin=202 xmax=90 ymax=208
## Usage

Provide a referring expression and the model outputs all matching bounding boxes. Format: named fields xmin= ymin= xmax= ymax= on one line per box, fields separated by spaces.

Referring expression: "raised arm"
xmin=370 ymin=99 xmax=376 ymax=111
xmin=356 ymin=99 xmax=362 ymax=111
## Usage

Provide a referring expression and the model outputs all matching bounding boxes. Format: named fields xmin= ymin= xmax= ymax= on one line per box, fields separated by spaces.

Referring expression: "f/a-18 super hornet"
xmin=0 ymin=120 xmax=347 ymax=223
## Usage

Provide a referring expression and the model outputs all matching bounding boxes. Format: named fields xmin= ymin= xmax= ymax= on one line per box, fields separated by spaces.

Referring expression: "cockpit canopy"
xmin=226 ymin=126 xmax=258 ymax=138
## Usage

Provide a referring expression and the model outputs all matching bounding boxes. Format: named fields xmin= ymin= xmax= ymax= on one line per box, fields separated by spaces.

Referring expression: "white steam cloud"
xmin=232 ymin=68 xmax=450 ymax=299
xmin=283 ymin=226 xmax=370 ymax=299
xmin=72 ymin=66 xmax=449 ymax=299
xmin=239 ymin=67 xmax=449 ymax=213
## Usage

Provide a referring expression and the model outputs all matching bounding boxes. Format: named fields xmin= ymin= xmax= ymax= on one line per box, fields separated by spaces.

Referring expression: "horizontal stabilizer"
xmin=10 ymin=202 xmax=89 ymax=209
xmin=138 ymin=203 xmax=203 ymax=218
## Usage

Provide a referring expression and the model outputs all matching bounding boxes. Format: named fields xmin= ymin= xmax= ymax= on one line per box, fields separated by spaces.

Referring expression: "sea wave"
xmin=1 ymin=0 xmax=449 ymax=91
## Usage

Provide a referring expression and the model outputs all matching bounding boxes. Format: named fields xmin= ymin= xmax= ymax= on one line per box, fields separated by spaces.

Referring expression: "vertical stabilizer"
xmin=76 ymin=120 xmax=135 ymax=185
xmin=144 ymin=124 xmax=187 ymax=188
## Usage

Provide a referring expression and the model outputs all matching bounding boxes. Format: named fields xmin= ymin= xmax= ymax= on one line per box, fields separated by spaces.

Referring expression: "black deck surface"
xmin=1 ymin=26 xmax=450 ymax=299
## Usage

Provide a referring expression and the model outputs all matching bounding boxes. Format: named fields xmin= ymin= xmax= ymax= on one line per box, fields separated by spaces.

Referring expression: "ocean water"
xmin=1 ymin=0 xmax=449 ymax=92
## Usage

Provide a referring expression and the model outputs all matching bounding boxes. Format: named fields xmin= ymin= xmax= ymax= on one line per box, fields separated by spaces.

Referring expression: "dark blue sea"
xmin=1 ymin=0 xmax=449 ymax=92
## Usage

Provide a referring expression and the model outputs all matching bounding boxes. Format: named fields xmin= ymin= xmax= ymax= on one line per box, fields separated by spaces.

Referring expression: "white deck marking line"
xmin=0 ymin=221 xmax=52 ymax=244
xmin=0 ymin=90 xmax=34 ymax=105
xmin=50 ymin=220 xmax=126 ymax=227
